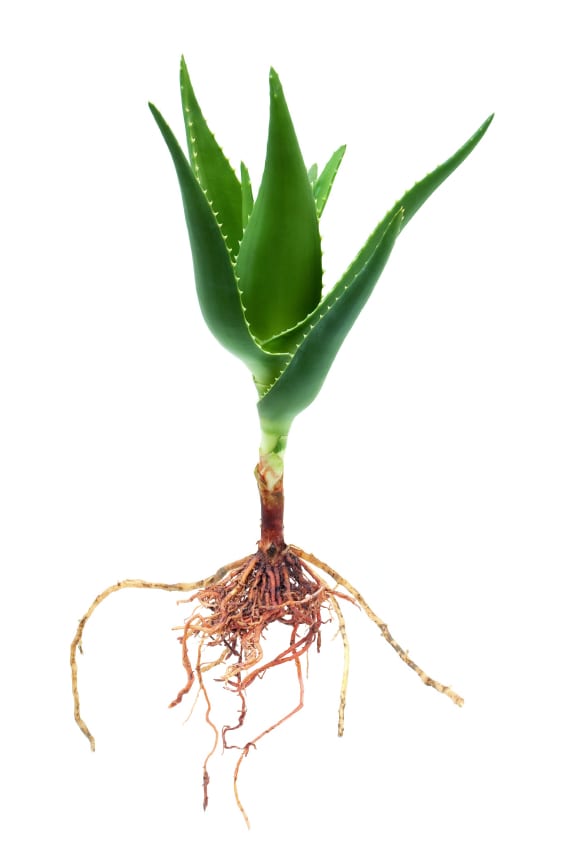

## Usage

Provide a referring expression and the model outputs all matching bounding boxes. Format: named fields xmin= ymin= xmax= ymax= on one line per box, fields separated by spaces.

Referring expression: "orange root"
xmin=168 ymin=545 xmax=347 ymax=818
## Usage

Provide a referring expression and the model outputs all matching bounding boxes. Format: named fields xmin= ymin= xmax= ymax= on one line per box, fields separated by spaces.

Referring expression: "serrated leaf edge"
xmin=180 ymin=59 xmax=243 ymax=262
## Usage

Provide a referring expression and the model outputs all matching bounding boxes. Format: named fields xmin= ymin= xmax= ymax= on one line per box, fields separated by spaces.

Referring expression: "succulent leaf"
xmin=180 ymin=58 xmax=243 ymax=259
xmin=258 ymin=210 xmax=403 ymax=434
xmin=149 ymin=103 xmax=288 ymax=387
xmin=314 ymin=145 xmax=346 ymax=216
xmin=263 ymin=113 xmax=494 ymax=356
xmin=236 ymin=69 xmax=323 ymax=341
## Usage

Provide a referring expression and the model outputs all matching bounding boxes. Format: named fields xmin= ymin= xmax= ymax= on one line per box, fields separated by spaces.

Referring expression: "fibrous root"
xmin=71 ymin=546 xmax=462 ymax=826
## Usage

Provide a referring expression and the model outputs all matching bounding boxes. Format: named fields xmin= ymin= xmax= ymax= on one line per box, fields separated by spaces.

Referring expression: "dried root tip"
xmin=203 ymin=768 xmax=210 ymax=812
xmin=380 ymin=623 xmax=464 ymax=707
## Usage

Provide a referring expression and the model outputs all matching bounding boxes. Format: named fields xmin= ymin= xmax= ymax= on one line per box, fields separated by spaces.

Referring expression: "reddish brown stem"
xmin=255 ymin=463 xmax=285 ymax=553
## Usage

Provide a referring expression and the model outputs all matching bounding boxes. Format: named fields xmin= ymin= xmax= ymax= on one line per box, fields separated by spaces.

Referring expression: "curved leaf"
xmin=314 ymin=145 xmax=346 ymax=216
xmin=395 ymin=112 xmax=494 ymax=230
xmin=258 ymin=210 xmax=403 ymax=434
xmin=180 ymin=58 xmax=243 ymax=259
xmin=263 ymin=113 xmax=494 ymax=356
xmin=236 ymin=69 xmax=322 ymax=341
xmin=149 ymin=103 xmax=288 ymax=387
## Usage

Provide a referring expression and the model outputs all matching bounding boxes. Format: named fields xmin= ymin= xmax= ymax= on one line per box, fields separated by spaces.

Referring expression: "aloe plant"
xmin=71 ymin=60 xmax=492 ymax=827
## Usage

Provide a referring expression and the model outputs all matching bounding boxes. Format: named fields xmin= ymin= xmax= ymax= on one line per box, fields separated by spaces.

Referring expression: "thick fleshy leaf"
xmin=236 ymin=69 xmax=322 ymax=341
xmin=149 ymin=103 xmax=288 ymax=387
xmin=180 ymin=58 xmax=243 ymax=259
xmin=240 ymin=161 xmax=254 ymax=229
xmin=258 ymin=210 xmax=403 ymax=435
xmin=263 ymin=113 xmax=494 ymax=356
xmin=314 ymin=145 xmax=346 ymax=216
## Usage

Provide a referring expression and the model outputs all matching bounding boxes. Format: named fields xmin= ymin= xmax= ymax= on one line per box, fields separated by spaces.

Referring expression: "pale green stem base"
xmin=259 ymin=427 xmax=288 ymax=491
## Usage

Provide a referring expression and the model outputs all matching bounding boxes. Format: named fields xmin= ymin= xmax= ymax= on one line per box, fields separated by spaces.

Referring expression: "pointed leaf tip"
xmin=269 ymin=67 xmax=282 ymax=94
xmin=314 ymin=144 xmax=347 ymax=216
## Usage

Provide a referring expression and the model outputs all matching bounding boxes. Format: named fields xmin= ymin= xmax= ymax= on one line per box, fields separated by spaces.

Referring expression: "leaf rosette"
xmin=149 ymin=61 xmax=492 ymax=449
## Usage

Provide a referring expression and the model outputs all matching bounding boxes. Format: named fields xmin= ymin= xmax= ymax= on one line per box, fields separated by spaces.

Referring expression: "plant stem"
xmin=256 ymin=423 xmax=288 ymax=550
xmin=255 ymin=458 xmax=285 ymax=553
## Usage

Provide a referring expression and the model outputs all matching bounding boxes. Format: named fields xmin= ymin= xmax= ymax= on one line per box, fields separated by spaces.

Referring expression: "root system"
xmin=71 ymin=465 xmax=463 ymax=827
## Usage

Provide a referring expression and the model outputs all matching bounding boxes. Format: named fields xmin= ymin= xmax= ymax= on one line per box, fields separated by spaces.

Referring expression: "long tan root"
xmin=70 ymin=562 xmax=235 ymax=751
xmin=328 ymin=594 xmax=350 ymax=736
xmin=291 ymin=545 xmax=464 ymax=707
xmin=194 ymin=638 xmax=219 ymax=811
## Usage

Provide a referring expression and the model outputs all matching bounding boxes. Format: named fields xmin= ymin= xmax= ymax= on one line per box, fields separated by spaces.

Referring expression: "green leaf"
xmin=307 ymin=163 xmax=318 ymax=186
xmin=240 ymin=161 xmax=254 ymax=229
xmin=390 ymin=112 xmax=494 ymax=231
xmin=149 ymin=103 xmax=288 ymax=387
xmin=258 ymin=209 xmax=403 ymax=434
xmin=235 ymin=69 xmax=323 ymax=341
xmin=263 ymin=113 xmax=494 ymax=355
xmin=180 ymin=58 xmax=243 ymax=259
xmin=314 ymin=145 xmax=346 ymax=216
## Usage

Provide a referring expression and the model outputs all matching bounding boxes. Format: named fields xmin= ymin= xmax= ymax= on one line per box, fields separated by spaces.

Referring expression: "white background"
xmin=1 ymin=0 xmax=565 ymax=845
